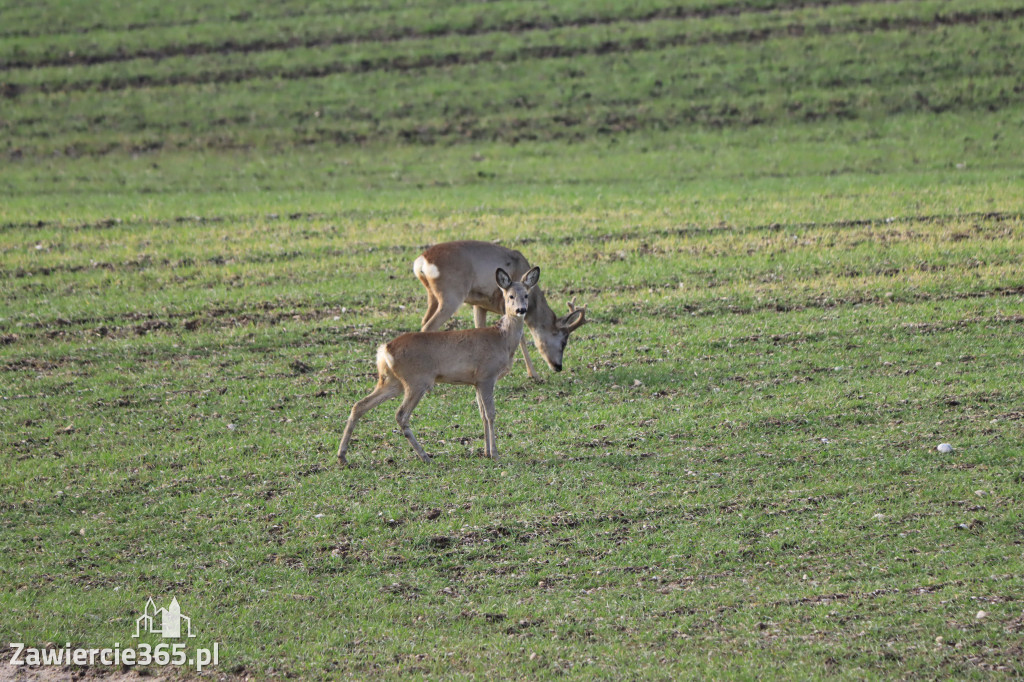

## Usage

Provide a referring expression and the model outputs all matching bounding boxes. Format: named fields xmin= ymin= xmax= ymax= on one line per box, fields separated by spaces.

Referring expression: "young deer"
xmin=337 ymin=267 xmax=539 ymax=465
xmin=413 ymin=241 xmax=586 ymax=379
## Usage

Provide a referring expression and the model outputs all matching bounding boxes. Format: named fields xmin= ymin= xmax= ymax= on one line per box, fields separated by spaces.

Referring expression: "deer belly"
xmin=435 ymin=358 xmax=508 ymax=386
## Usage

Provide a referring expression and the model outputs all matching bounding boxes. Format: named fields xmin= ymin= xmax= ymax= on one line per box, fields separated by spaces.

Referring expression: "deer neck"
xmin=524 ymin=287 xmax=555 ymax=330
xmin=496 ymin=313 xmax=526 ymax=349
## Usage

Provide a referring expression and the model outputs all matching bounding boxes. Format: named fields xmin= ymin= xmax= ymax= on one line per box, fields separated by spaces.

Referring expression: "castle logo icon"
xmin=134 ymin=598 xmax=196 ymax=638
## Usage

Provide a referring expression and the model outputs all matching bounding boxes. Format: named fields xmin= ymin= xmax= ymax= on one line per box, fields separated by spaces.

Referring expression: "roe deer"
xmin=337 ymin=267 xmax=540 ymax=465
xmin=413 ymin=240 xmax=586 ymax=379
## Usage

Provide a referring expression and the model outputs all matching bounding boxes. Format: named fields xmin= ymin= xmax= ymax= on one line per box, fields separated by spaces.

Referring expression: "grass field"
xmin=2 ymin=0 xmax=1023 ymax=679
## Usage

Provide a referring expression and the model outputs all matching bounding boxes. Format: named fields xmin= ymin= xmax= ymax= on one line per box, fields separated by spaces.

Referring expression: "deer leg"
xmin=337 ymin=377 xmax=402 ymax=465
xmin=395 ymin=383 xmax=432 ymax=462
xmin=420 ymin=287 xmax=439 ymax=331
xmin=518 ymin=335 xmax=540 ymax=380
xmin=421 ymin=296 xmax=462 ymax=332
xmin=474 ymin=389 xmax=490 ymax=458
xmin=475 ymin=380 xmax=499 ymax=460
xmin=473 ymin=306 xmax=488 ymax=328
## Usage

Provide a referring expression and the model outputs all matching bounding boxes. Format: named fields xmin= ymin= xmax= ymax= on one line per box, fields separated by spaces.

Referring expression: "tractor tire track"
xmin=0 ymin=0 xmax=922 ymax=62
xmin=3 ymin=8 xmax=1021 ymax=97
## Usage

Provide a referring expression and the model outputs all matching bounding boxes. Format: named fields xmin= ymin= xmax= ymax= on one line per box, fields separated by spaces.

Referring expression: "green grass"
xmin=5 ymin=0 xmax=1023 ymax=154
xmin=2 ymin=0 xmax=1023 ymax=678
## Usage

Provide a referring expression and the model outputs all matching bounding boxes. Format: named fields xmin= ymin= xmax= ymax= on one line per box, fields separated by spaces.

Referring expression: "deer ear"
xmin=521 ymin=266 xmax=540 ymax=289
xmin=495 ymin=268 xmax=512 ymax=290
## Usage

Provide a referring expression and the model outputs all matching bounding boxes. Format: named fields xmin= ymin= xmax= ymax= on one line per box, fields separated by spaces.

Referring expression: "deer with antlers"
xmin=337 ymin=267 xmax=540 ymax=465
xmin=413 ymin=240 xmax=586 ymax=379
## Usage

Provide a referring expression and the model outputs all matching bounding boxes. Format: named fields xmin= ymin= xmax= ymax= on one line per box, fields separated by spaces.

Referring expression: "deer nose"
xmin=515 ymin=307 xmax=527 ymax=315
xmin=553 ymin=363 xmax=563 ymax=372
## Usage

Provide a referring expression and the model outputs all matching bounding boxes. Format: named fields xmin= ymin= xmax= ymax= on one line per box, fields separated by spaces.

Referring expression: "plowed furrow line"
xmin=4 ymin=8 xmax=1019 ymax=97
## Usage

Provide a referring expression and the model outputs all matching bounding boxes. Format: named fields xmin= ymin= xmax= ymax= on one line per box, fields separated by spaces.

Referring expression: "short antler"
xmin=562 ymin=296 xmax=587 ymax=331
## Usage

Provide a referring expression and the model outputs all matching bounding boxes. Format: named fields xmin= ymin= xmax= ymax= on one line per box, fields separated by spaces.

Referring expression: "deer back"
xmin=417 ymin=241 xmax=532 ymax=313
xmin=382 ymin=325 xmax=521 ymax=386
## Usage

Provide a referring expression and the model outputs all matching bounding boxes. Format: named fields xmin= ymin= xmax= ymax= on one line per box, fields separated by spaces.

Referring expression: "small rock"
xmin=976 ymin=610 xmax=987 ymax=620
xmin=937 ymin=443 xmax=953 ymax=453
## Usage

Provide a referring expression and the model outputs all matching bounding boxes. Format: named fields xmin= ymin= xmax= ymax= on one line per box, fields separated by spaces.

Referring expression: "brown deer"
xmin=413 ymin=240 xmax=586 ymax=379
xmin=337 ymin=267 xmax=539 ymax=465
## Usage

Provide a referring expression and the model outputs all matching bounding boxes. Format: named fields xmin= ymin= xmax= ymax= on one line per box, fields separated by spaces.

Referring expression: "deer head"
xmin=527 ymin=295 xmax=588 ymax=373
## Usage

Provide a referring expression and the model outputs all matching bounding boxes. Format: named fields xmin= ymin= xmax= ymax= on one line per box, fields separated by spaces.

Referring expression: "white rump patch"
xmin=413 ymin=255 xmax=440 ymax=280
xmin=376 ymin=344 xmax=395 ymax=370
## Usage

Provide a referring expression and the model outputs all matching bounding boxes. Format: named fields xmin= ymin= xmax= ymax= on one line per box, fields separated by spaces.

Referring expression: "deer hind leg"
xmin=420 ymin=286 xmax=439 ymax=331
xmin=395 ymin=382 xmax=433 ymax=462
xmin=337 ymin=376 xmax=402 ymax=465
xmin=420 ymin=292 xmax=463 ymax=332
xmin=475 ymin=380 xmax=499 ymax=460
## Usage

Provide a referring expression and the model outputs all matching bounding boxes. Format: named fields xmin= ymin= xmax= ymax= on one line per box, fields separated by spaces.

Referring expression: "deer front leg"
xmin=518 ymin=335 xmax=539 ymax=380
xmin=473 ymin=305 xmax=488 ymax=328
xmin=474 ymin=389 xmax=490 ymax=458
xmin=475 ymin=381 xmax=499 ymax=460
xmin=395 ymin=383 xmax=432 ymax=462
xmin=337 ymin=378 xmax=402 ymax=465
